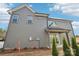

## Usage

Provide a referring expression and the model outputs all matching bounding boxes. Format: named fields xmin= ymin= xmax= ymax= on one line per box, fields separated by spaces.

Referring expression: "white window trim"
xmin=27 ymin=16 xmax=33 ymax=24
xmin=12 ymin=15 xmax=19 ymax=23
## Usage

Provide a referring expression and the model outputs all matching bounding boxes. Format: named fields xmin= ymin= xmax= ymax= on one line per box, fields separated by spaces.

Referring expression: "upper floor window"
xmin=12 ymin=15 xmax=18 ymax=23
xmin=27 ymin=16 xmax=33 ymax=24
xmin=48 ymin=21 xmax=57 ymax=27
xmin=53 ymin=22 xmax=57 ymax=26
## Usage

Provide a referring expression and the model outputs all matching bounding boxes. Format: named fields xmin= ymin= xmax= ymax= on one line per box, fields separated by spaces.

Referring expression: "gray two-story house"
xmin=3 ymin=4 xmax=74 ymax=49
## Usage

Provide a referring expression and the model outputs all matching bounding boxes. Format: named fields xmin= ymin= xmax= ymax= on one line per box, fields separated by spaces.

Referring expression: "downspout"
xmin=65 ymin=32 xmax=70 ymax=46
xmin=47 ymin=16 xmax=48 ymax=28
xmin=46 ymin=16 xmax=50 ymax=48
xmin=70 ymin=21 xmax=75 ymax=37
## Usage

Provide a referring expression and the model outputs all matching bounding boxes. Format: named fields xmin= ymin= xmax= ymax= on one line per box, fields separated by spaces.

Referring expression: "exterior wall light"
xmin=29 ymin=36 xmax=32 ymax=40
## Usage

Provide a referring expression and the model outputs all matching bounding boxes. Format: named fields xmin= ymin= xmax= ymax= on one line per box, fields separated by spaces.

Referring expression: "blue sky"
xmin=0 ymin=3 xmax=79 ymax=35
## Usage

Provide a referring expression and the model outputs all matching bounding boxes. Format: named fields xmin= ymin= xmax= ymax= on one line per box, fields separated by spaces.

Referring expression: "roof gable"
xmin=8 ymin=4 xmax=35 ymax=14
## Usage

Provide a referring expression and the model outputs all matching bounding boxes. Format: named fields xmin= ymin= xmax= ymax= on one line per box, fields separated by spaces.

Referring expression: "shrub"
xmin=0 ymin=48 xmax=4 ymax=52
xmin=23 ymin=47 xmax=27 ymax=50
xmin=71 ymin=37 xmax=77 ymax=49
xmin=33 ymin=47 xmax=37 ymax=49
xmin=75 ymin=46 xmax=79 ymax=56
xmin=13 ymin=48 xmax=17 ymax=51
xmin=52 ymin=37 xmax=58 ymax=56
xmin=63 ymin=38 xmax=72 ymax=56
xmin=71 ymin=37 xmax=78 ymax=55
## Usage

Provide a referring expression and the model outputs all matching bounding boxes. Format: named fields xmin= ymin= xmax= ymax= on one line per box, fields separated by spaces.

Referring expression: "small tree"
xmin=71 ymin=37 xmax=77 ymax=55
xmin=63 ymin=38 xmax=72 ymax=56
xmin=72 ymin=37 xmax=77 ymax=49
xmin=72 ymin=37 xmax=77 ymax=55
xmin=75 ymin=46 xmax=79 ymax=56
xmin=52 ymin=37 xmax=58 ymax=56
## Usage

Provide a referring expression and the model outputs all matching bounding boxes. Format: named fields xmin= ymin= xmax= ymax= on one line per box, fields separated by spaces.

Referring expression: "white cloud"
xmin=53 ymin=4 xmax=60 ymax=11
xmin=0 ymin=3 xmax=10 ymax=19
xmin=72 ymin=21 xmax=79 ymax=29
xmin=29 ymin=4 xmax=32 ymax=7
xmin=49 ymin=3 xmax=79 ymax=16
xmin=8 ymin=4 xmax=14 ymax=7
xmin=0 ymin=21 xmax=9 ymax=23
xmin=49 ymin=8 xmax=53 ymax=12
xmin=0 ymin=4 xmax=8 ymax=8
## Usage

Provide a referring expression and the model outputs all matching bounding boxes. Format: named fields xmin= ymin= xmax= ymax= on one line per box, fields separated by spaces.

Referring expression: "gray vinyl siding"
xmin=4 ymin=6 xmax=74 ymax=49
xmin=4 ymin=7 xmax=49 ymax=49
xmin=48 ymin=19 xmax=74 ymax=44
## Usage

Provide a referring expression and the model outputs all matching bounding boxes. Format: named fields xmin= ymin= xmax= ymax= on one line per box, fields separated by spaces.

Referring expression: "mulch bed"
xmin=0 ymin=48 xmax=51 ymax=56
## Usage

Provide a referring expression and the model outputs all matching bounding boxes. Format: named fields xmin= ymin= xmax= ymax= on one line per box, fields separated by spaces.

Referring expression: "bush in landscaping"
xmin=52 ymin=37 xmax=58 ymax=56
xmin=63 ymin=38 xmax=72 ymax=56
xmin=13 ymin=48 xmax=17 ymax=51
xmin=75 ymin=46 xmax=79 ymax=56
xmin=71 ymin=37 xmax=78 ymax=55
xmin=0 ymin=48 xmax=4 ymax=52
xmin=23 ymin=47 xmax=27 ymax=50
xmin=71 ymin=37 xmax=77 ymax=49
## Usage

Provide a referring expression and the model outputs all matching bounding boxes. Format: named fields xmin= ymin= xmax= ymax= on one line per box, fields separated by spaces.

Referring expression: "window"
xmin=12 ymin=15 xmax=18 ymax=23
xmin=28 ymin=20 xmax=32 ymax=24
xmin=27 ymin=16 xmax=33 ymax=24
xmin=53 ymin=22 xmax=57 ymax=26
xmin=48 ymin=21 xmax=66 ymax=27
xmin=48 ymin=21 xmax=57 ymax=27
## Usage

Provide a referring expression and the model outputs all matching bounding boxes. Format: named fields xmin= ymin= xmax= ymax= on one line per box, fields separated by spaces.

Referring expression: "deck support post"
xmin=65 ymin=32 xmax=70 ymax=46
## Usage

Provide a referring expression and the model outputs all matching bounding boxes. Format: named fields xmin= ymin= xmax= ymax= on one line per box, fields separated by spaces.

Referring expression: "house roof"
xmin=34 ymin=13 xmax=48 ymax=17
xmin=45 ymin=27 xmax=70 ymax=33
xmin=48 ymin=18 xmax=72 ymax=22
xmin=8 ymin=4 xmax=49 ymax=17
xmin=7 ymin=4 xmax=35 ymax=14
xmin=48 ymin=27 xmax=70 ymax=30
xmin=7 ymin=4 xmax=72 ymax=21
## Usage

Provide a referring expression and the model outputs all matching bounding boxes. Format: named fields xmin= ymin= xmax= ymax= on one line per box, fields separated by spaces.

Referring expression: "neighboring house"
xmin=0 ymin=28 xmax=6 ymax=41
xmin=3 ymin=4 xmax=74 ymax=49
xmin=76 ymin=36 xmax=79 ymax=44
